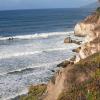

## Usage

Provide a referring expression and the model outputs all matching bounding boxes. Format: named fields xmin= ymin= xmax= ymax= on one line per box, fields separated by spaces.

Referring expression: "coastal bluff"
xmin=43 ymin=8 xmax=100 ymax=100
xmin=74 ymin=8 xmax=100 ymax=62
xmin=20 ymin=8 xmax=100 ymax=100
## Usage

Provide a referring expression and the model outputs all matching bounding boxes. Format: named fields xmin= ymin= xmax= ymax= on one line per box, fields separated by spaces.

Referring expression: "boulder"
xmin=64 ymin=37 xmax=72 ymax=43
xmin=72 ymin=47 xmax=81 ymax=53
xmin=64 ymin=37 xmax=81 ymax=45
xmin=57 ymin=60 xmax=70 ymax=68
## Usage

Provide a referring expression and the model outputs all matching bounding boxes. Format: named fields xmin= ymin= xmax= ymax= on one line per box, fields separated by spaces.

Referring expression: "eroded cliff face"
xmin=75 ymin=11 xmax=100 ymax=62
xmin=44 ymin=69 xmax=66 ymax=100
xmin=74 ymin=12 xmax=100 ymax=37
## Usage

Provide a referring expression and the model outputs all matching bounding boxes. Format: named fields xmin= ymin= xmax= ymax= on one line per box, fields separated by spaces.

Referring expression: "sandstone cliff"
xmin=74 ymin=9 xmax=100 ymax=62
xmin=20 ymin=8 xmax=100 ymax=100
xmin=74 ymin=11 xmax=100 ymax=37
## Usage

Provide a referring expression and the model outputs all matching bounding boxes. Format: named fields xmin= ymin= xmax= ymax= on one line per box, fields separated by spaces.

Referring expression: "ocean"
xmin=0 ymin=8 xmax=91 ymax=100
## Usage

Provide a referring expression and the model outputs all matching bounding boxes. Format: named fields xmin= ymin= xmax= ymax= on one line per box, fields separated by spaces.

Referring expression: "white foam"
xmin=0 ymin=60 xmax=64 ymax=100
xmin=0 ymin=31 xmax=81 ymax=100
xmin=0 ymin=31 xmax=74 ymax=41
xmin=6 ymin=88 xmax=28 ymax=100
xmin=0 ymin=51 xmax=42 ymax=59
xmin=0 ymin=60 xmax=61 ymax=76
xmin=0 ymin=47 xmax=68 ymax=59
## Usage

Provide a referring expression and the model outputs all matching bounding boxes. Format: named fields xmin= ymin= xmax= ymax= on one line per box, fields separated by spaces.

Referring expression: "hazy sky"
xmin=0 ymin=0 xmax=96 ymax=10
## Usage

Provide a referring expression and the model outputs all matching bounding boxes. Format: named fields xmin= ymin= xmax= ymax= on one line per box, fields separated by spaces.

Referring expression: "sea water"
xmin=0 ymin=8 xmax=91 ymax=100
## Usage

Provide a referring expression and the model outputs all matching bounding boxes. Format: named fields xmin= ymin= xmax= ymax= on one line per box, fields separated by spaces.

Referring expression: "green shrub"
xmin=20 ymin=84 xmax=47 ymax=100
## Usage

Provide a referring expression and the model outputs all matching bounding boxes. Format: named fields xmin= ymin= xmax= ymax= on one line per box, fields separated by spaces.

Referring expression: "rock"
xmin=71 ymin=40 xmax=81 ymax=45
xmin=70 ymin=56 xmax=76 ymax=62
xmin=57 ymin=60 xmax=70 ymax=68
xmin=8 ymin=37 xmax=14 ymax=40
xmin=74 ymin=12 xmax=100 ymax=37
xmin=74 ymin=12 xmax=100 ymax=62
xmin=72 ymin=47 xmax=81 ymax=53
xmin=75 ymin=37 xmax=100 ymax=62
xmin=64 ymin=37 xmax=81 ymax=45
xmin=64 ymin=37 xmax=72 ymax=43
xmin=74 ymin=23 xmax=95 ymax=37
xmin=51 ymin=70 xmax=55 ymax=72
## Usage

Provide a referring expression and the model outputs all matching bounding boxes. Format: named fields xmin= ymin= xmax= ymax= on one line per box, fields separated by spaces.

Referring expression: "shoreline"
xmin=16 ymin=57 xmax=77 ymax=100
xmin=10 ymin=59 xmax=76 ymax=100
xmin=11 ymin=35 xmax=82 ymax=100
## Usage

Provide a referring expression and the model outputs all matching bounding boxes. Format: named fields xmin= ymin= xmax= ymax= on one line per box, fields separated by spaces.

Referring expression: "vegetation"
xmin=20 ymin=84 xmax=47 ymax=100
xmin=96 ymin=7 xmax=100 ymax=13
xmin=58 ymin=52 xmax=100 ymax=100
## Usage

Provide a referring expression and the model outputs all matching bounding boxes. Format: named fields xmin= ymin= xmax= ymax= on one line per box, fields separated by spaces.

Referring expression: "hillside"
xmin=20 ymin=52 xmax=100 ymax=100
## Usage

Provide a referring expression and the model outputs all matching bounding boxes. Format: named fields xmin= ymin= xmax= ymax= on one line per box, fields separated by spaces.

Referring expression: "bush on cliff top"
xmin=58 ymin=52 xmax=100 ymax=100
xmin=20 ymin=84 xmax=47 ymax=100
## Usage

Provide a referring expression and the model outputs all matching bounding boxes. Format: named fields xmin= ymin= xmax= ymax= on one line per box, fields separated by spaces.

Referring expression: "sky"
xmin=0 ymin=0 xmax=96 ymax=10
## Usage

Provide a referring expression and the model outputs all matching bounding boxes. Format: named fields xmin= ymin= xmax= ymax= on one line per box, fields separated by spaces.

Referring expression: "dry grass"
xmin=20 ymin=84 xmax=47 ymax=100
xmin=58 ymin=52 xmax=100 ymax=100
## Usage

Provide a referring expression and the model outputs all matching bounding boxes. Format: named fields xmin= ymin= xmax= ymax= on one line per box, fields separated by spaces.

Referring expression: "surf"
xmin=0 ymin=31 xmax=74 ymax=41
xmin=0 ymin=47 xmax=70 ymax=59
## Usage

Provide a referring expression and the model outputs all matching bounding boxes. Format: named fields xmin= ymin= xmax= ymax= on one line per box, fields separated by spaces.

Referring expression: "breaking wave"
xmin=0 ymin=47 xmax=68 ymax=59
xmin=0 ymin=31 xmax=74 ymax=41
xmin=0 ymin=61 xmax=62 ymax=76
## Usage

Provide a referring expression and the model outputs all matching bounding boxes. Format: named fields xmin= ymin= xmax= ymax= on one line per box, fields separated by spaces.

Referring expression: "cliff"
xmin=44 ymin=53 xmax=100 ymax=100
xmin=20 ymin=8 xmax=100 ymax=100
xmin=20 ymin=52 xmax=100 ymax=100
xmin=74 ymin=10 xmax=100 ymax=37
xmin=43 ymin=8 xmax=100 ymax=100
xmin=74 ymin=8 xmax=100 ymax=62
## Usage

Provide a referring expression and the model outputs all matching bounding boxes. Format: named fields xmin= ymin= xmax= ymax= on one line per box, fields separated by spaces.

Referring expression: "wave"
xmin=0 ymin=31 xmax=74 ymax=41
xmin=0 ymin=61 xmax=62 ymax=76
xmin=6 ymin=88 xmax=28 ymax=100
xmin=0 ymin=60 xmax=64 ymax=100
xmin=0 ymin=47 xmax=68 ymax=59
xmin=7 ymin=68 xmax=35 ymax=75
xmin=0 ymin=51 xmax=42 ymax=59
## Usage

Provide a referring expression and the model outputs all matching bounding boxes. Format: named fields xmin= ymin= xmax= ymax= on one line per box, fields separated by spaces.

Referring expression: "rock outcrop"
xmin=74 ymin=11 xmax=100 ymax=37
xmin=74 ymin=10 xmax=100 ymax=62
xmin=64 ymin=37 xmax=82 ymax=45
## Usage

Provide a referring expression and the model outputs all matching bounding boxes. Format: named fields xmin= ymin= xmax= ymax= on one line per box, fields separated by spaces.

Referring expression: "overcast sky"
xmin=0 ymin=0 xmax=96 ymax=10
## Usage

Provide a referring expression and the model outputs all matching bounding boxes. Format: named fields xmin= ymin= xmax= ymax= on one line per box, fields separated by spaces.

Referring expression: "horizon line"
xmin=0 ymin=7 xmax=88 ymax=12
